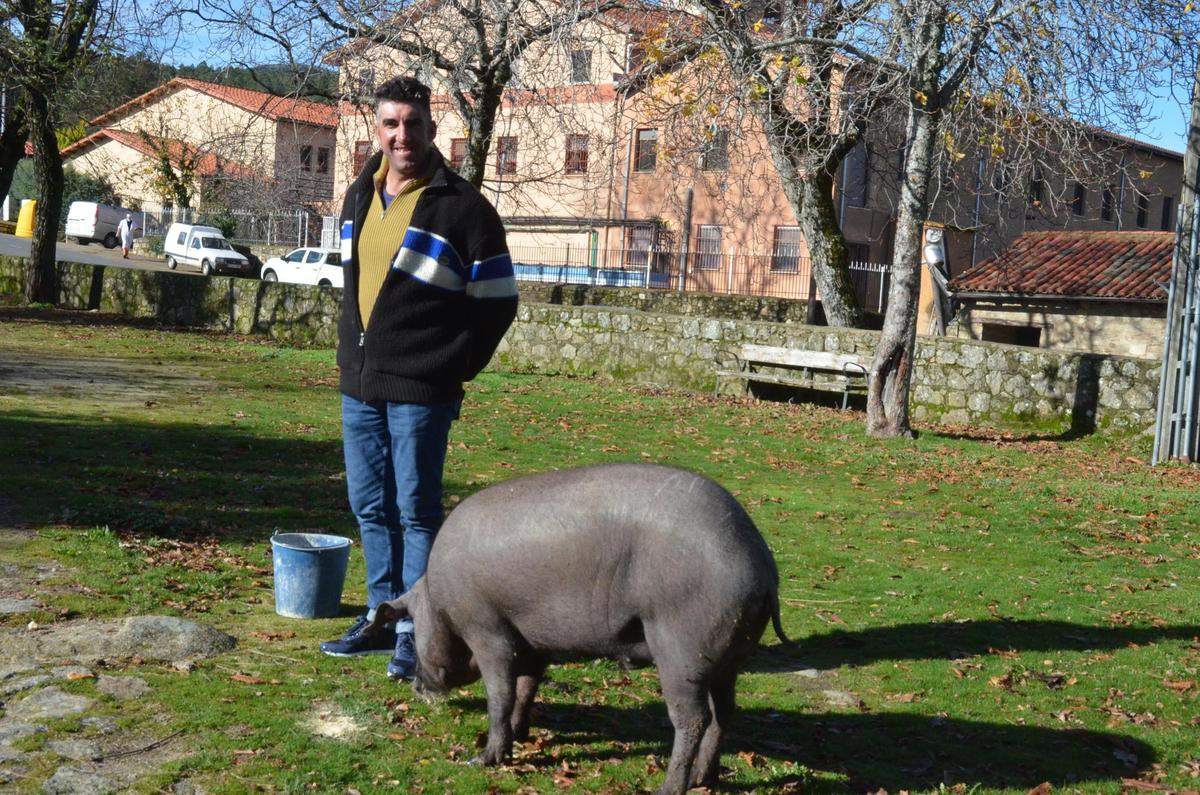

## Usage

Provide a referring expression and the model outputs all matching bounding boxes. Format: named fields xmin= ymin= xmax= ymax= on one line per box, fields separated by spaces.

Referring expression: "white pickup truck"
xmin=163 ymin=223 xmax=254 ymax=277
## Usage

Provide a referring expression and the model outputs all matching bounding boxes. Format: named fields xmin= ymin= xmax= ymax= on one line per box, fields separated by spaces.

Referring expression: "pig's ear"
xmin=366 ymin=595 xmax=410 ymax=634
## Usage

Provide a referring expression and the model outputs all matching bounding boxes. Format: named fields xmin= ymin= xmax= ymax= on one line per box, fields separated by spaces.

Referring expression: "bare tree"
xmin=194 ymin=0 xmax=623 ymax=189
xmin=857 ymin=0 xmax=1197 ymax=437
xmin=0 ymin=85 xmax=28 ymax=205
xmin=0 ymin=0 xmax=109 ymax=302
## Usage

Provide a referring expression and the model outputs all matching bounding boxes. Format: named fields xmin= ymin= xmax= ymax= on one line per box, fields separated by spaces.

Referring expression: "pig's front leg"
xmin=468 ymin=637 xmax=521 ymax=765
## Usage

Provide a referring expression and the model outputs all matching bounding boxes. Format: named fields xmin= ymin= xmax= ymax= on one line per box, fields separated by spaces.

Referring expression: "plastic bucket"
xmin=15 ymin=199 xmax=36 ymax=238
xmin=271 ymin=532 xmax=353 ymax=619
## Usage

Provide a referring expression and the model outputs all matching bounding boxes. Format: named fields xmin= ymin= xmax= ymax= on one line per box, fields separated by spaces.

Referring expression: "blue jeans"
xmin=342 ymin=394 xmax=459 ymax=632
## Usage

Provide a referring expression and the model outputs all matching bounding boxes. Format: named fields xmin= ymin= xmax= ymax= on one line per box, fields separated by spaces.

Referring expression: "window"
xmin=770 ymin=226 xmax=802 ymax=273
xmin=450 ymin=138 xmax=467 ymax=171
xmin=175 ymin=230 xmax=186 ymax=246
xmin=1101 ymin=185 xmax=1115 ymax=222
xmin=356 ymin=68 xmax=375 ymax=97
xmin=1162 ymin=196 xmax=1175 ymax=232
xmin=1135 ymin=193 xmax=1149 ymax=229
xmin=300 ymin=145 xmax=313 ymax=172
xmin=626 ymin=43 xmax=646 ymax=73
xmin=634 ymin=129 xmax=657 ymax=172
xmin=982 ymin=323 xmax=1041 ymax=348
xmin=305 ymin=250 xmax=323 ymax=263
xmin=1028 ymin=166 xmax=1044 ymax=206
xmin=286 ymin=250 xmax=305 ymax=263
xmin=701 ymin=127 xmax=730 ymax=171
xmin=317 ymin=147 xmax=330 ymax=175
xmin=624 ymin=225 xmax=655 ymax=268
xmin=570 ymin=49 xmax=592 ymax=84
xmin=353 ymin=141 xmax=372 ymax=176
xmin=1071 ymin=182 xmax=1085 ymax=216
xmin=565 ymin=134 xmax=589 ymax=174
xmin=190 ymin=238 xmax=201 ymax=250
xmin=844 ymin=142 xmax=869 ymax=207
xmin=325 ymin=253 xmax=340 ymax=266
xmin=696 ymin=225 xmax=722 ymax=271
xmin=497 ymin=136 xmax=518 ymax=175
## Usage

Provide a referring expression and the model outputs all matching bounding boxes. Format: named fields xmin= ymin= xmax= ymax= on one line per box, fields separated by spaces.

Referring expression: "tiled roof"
xmin=61 ymin=128 xmax=256 ymax=178
xmin=950 ymin=230 xmax=1174 ymax=301
xmin=89 ymin=77 xmax=337 ymax=129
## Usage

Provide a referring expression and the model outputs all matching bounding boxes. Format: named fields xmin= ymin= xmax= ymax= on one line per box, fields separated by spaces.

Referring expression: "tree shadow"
xmin=747 ymin=618 xmax=1199 ymax=674
xmin=0 ymin=408 xmax=472 ymax=548
xmin=441 ymin=696 xmax=1154 ymax=793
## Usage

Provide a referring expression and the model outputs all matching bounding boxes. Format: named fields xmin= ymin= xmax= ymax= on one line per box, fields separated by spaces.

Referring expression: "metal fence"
xmin=507 ymin=244 xmax=891 ymax=311
xmin=136 ymin=205 xmax=322 ymax=248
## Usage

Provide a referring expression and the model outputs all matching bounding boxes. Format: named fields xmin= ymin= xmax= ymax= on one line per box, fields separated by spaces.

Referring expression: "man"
xmin=318 ymin=76 xmax=518 ymax=680
xmin=117 ymin=213 xmax=135 ymax=259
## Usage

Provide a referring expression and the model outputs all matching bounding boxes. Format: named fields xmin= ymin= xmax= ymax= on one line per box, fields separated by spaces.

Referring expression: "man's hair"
xmin=373 ymin=76 xmax=432 ymax=115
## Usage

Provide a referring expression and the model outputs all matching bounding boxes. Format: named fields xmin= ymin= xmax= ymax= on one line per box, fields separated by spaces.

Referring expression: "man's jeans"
xmin=342 ymin=394 xmax=459 ymax=632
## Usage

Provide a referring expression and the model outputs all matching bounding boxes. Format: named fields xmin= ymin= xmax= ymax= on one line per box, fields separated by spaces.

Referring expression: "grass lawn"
xmin=0 ymin=306 xmax=1197 ymax=794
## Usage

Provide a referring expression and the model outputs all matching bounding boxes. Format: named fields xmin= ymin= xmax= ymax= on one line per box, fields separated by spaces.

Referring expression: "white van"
xmin=65 ymin=201 xmax=154 ymax=248
xmin=163 ymin=223 xmax=253 ymax=276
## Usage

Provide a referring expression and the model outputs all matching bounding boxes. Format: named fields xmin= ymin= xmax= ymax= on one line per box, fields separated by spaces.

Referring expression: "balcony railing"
xmin=508 ymin=244 xmax=890 ymax=313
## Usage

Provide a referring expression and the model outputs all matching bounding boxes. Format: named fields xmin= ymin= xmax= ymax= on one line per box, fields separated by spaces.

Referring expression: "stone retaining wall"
xmin=0 ymin=257 xmax=1159 ymax=433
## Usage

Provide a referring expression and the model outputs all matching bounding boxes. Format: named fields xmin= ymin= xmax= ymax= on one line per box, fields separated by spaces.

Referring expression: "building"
xmin=62 ymin=77 xmax=338 ymax=214
xmin=948 ymin=230 xmax=1173 ymax=358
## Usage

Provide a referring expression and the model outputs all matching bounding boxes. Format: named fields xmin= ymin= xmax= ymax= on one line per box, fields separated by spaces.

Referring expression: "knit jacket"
xmin=337 ymin=149 xmax=518 ymax=403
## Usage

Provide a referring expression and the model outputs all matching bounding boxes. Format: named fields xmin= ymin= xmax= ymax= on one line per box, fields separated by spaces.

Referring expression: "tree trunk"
xmin=0 ymin=94 xmax=27 ymax=205
xmin=866 ymin=100 xmax=938 ymax=438
xmin=25 ymin=91 xmax=63 ymax=305
xmin=461 ymin=88 xmax=502 ymax=189
xmin=798 ymin=172 xmax=864 ymax=328
xmin=759 ymin=114 xmax=864 ymax=328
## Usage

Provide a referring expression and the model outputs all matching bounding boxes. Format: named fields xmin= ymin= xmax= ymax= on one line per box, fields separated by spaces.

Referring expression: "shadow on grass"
xmin=0 ymin=408 xmax=363 ymax=545
xmin=748 ymin=619 xmax=1200 ymax=674
xmin=445 ymin=696 xmax=1153 ymax=792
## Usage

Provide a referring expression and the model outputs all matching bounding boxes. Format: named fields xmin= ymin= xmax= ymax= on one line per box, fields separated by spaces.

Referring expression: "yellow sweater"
xmin=357 ymin=158 xmax=428 ymax=329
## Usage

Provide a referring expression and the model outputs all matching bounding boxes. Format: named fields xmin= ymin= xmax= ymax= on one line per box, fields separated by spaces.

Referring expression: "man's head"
xmin=373 ymin=76 xmax=437 ymax=183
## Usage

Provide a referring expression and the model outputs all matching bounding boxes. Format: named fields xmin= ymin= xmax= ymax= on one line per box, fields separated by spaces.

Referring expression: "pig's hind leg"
xmin=510 ymin=654 xmax=548 ymax=741
xmin=691 ymin=669 xmax=736 ymax=788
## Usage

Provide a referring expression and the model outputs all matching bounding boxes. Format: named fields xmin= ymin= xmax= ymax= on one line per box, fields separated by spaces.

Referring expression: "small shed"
xmin=948 ymin=230 xmax=1173 ymax=359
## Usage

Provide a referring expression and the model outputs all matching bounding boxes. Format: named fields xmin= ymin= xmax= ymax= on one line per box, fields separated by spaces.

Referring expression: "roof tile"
xmin=950 ymin=230 xmax=1174 ymax=301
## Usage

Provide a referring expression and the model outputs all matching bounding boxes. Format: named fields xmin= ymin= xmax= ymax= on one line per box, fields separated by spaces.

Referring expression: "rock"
xmin=40 ymin=765 xmax=115 ymax=795
xmin=46 ymin=738 xmax=100 ymax=762
xmin=79 ymin=717 xmax=118 ymax=735
xmin=0 ymin=722 xmax=48 ymax=744
xmin=7 ymin=687 xmax=94 ymax=721
xmin=1 ymin=674 xmax=51 ymax=696
xmin=821 ymin=689 xmax=861 ymax=708
xmin=0 ymin=598 xmax=38 ymax=615
xmin=0 ymin=615 xmax=236 ymax=665
xmin=96 ymin=676 xmax=150 ymax=700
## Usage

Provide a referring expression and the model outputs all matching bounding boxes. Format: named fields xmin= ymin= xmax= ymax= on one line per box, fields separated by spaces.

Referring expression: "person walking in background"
xmin=117 ymin=213 xmax=135 ymax=258
xmin=318 ymin=75 xmax=518 ymax=681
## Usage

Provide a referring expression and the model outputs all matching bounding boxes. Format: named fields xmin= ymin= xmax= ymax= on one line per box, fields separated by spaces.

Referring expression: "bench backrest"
xmin=740 ymin=344 xmax=864 ymax=370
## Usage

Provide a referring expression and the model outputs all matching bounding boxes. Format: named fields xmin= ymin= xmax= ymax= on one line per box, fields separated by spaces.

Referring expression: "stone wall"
xmin=0 ymin=257 xmax=1159 ymax=433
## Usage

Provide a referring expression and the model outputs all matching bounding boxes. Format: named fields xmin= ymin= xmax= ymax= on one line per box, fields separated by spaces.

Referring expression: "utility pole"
xmin=1152 ymin=53 xmax=1200 ymax=464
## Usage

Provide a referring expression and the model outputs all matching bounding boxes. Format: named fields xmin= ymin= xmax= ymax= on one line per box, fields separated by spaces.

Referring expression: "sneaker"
xmin=387 ymin=631 xmax=417 ymax=680
xmin=319 ymin=615 xmax=396 ymax=657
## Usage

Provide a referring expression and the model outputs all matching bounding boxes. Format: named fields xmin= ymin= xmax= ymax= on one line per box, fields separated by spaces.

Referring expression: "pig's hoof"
xmin=467 ymin=751 xmax=507 ymax=767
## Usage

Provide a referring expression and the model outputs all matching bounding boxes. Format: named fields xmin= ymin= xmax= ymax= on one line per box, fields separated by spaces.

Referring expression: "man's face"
xmin=376 ymin=100 xmax=437 ymax=182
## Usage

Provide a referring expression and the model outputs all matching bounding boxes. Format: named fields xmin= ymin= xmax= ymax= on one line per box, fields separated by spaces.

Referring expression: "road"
xmin=0 ymin=233 xmax=199 ymax=275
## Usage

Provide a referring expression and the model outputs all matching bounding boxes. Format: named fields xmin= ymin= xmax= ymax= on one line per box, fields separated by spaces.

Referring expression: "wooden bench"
xmin=715 ymin=344 xmax=869 ymax=410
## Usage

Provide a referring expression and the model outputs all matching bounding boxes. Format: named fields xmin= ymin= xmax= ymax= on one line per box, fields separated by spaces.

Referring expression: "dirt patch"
xmin=302 ymin=701 xmax=367 ymax=741
xmin=0 ymin=349 xmax=213 ymax=407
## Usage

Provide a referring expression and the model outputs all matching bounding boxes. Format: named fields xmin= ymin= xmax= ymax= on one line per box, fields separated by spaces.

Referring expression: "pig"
xmin=367 ymin=462 xmax=788 ymax=795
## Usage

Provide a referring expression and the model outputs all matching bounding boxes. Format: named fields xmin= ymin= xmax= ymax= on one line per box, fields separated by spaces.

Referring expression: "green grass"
xmin=1 ymin=306 xmax=1198 ymax=794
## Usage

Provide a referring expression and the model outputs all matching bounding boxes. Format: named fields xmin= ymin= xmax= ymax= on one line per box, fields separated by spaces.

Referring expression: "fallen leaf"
xmin=230 ymin=673 xmax=265 ymax=685
xmin=1027 ymin=784 xmax=1052 ymax=795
